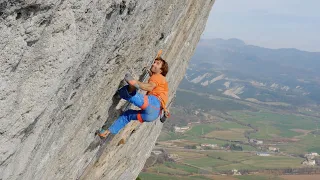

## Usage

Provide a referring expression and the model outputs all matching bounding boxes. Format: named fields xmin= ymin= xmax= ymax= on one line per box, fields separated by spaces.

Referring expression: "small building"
xmin=174 ymin=126 xmax=190 ymax=133
xmin=201 ymin=143 xmax=218 ymax=148
xmin=269 ymin=147 xmax=280 ymax=152
xmin=232 ymin=169 xmax=241 ymax=176
xmin=250 ymin=139 xmax=263 ymax=145
xmin=305 ymin=152 xmax=319 ymax=157
xmin=257 ymin=152 xmax=270 ymax=156
xmin=256 ymin=140 xmax=263 ymax=145
xmin=302 ymin=160 xmax=316 ymax=166
xmin=168 ymin=154 xmax=179 ymax=160
xmin=305 ymin=152 xmax=319 ymax=160
xmin=194 ymin=110 xmax=200 ymax=115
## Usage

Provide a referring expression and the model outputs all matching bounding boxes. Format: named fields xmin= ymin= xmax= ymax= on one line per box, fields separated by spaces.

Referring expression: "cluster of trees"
xmin=184 ymin=145 xmax=197 ymax=149
xmin=183 ymin=143 xmax=244 ymax=151
xmin=220 ymin=167 xmax=320 ymax=175
xmin=316 ymin=157 xmax=320 ymax=166
xmin=223 ymin=143 xmax=243 ymax=151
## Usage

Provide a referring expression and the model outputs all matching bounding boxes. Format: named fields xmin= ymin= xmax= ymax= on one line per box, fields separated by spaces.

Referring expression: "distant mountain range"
xmin=195 ymin=38 xmax=320 ymax=78
xmin=178 ymin=38 xmax=320 ymax=106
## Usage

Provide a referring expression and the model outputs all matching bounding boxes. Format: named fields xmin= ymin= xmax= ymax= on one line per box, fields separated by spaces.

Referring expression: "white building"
xmin=256 ymin=140 xmax=263 ymax=145
xmin=174 ymin=126 xmax=190 ymax=133
xmin=250 ymin=139 xmax=263 ymax=145
xmin=310 ymin=152 xmax=319 ymax=156
xmin=201 ymin=144 xmax=218 ymax=148
xmin=257 ymin=152 xmax=270 ymax=156
xmin=302 ymin=160 xmax=316 ymax=166
xmin=305 ymin=152 xmax=319 ymax=160
xmin=269 ymin=147 xmax=280 ymax=152
xmin=232 ymin=169 xmax=241 ymax=176
xmin=168 ymin=154 xmax=179 ymax=160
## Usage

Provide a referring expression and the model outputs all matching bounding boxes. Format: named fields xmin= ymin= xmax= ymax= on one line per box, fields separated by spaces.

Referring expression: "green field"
xmin=230 ymin=111 xmax=319 ymax=131
xmin=139 ymin=173 xmax=286 ymax=180
xmin=186 ymin=124 xmax=218 ymax=136
xmin=229 ymin=111 xmax=320 ymax=139
xmin=211 ymin=156 xmax=303 ymax=172
xmin=215 ymin=122 xmax=251 ymax=130
xmin=206 ymin=151 xmax=253 ymax=162
xmin=240 ymin=156 xmax=303 ymax=169
xmin=278 ymin=134 xmax=320 ymax=154
xmin=157 ymin=131 xmax=188 ymax=141
xmin=164 ymin=149 xmax=304 ymax=172
xmin=184 ymin=157 xmax=231 ymax=168
xmin=149 ymin=164 xmax=190 ymax=175
xmin=139 ymin=172 xmax=211 ymax=180
xmin=184 ymin=136 xmax=232 ymax=146
xmin=241 ymin=144 xmax=258 ymax=151
xmin=204 ymin=130 xmax=247 ymax=141
xmin=160 ymin=122 xmax=250 ymax=142
xmin=150 ymin=102 xmax=319 ymax=179
xmin=235 ymin=175 xmax=283 ymax=180
xmin=164 ymin=162 xmax=199 ymax=174
xmin=140 ymin=149 xmax=304 ymax=179
xmin=140 ymin=162 xmax=214 ymax=180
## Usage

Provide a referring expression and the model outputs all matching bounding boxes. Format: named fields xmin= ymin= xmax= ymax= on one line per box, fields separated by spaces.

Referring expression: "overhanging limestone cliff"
xmin=0 ymin=0 xmax=215 ymax=179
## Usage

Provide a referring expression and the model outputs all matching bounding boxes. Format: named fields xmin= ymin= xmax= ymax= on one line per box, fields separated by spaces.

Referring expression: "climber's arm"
xmin=136 ymin=81 xmax=156 ymax=92
xmin=124 ymin=73 xmax=156 ymax=92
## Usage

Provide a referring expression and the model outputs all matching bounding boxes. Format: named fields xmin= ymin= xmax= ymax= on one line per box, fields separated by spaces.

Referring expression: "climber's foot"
xmin=96 ymin=129 xmax=110 ymax=139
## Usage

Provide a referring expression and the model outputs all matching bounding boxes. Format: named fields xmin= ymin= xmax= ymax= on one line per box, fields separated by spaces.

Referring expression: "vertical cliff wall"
xmin=0 ymin=0 xmax=215 ymax=179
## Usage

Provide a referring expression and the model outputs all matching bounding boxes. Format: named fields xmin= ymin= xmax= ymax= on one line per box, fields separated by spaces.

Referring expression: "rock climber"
xmin=97 ymin=56 xmax=169 ymax=139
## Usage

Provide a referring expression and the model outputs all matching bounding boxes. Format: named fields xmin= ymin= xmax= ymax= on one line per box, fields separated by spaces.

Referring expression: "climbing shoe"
xmin=96 ymin=129 xmax=110 ymax=139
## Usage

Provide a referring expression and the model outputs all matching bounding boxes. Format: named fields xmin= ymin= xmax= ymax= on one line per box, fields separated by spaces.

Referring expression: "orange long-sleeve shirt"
xmin=147 ymin=73 xmax=169 ymax=109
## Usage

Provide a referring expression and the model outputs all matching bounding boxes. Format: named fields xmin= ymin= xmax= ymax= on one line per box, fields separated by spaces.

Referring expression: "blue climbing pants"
xmin=108 ymin=85 xmax=161 ymax=134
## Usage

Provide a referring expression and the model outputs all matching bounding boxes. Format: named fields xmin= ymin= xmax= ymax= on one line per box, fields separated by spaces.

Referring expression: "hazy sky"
xmin=202 ymin=0 xmax=320 ymax=52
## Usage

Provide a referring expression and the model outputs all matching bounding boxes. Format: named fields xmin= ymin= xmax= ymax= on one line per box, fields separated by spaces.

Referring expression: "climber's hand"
xmin=164 ymin=110 xmax=170 ymax=118
xmin=160 ymin=110 xmax=170 ymax=123
xmin=125 ymin=73 xmax=140 ymax=89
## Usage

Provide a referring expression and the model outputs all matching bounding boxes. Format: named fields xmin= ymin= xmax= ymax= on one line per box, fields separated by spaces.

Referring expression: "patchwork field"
xmin=139 ymin=172 xmax=213 ymax=180
xmin=277 ymin=134 xmax=320 ymax=154
xmin=142 ymin=94 xmax=320 ymax=179
xmin=139 ymin=149 xmax=306 ymax=179
xmin=204 ymin=130 xmax=247 ymax=141
xmin=139 ymin=172 xmax=320 ymax=180
xmin=229 ymin=111 xmax=320 ymax=140
xmin=281 ymin=175 xmax=320 ymax=180
xmin=145 ymin=109 xmax=320 ymax=179
xmin=165 ymin=149 xmax=304 ymax=172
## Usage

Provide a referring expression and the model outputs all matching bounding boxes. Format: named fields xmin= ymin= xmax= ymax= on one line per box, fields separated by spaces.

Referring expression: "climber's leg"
xmin=97 ymin=96 xmax=161 ymax=138
xmin=97 ymin=109 xmax=138 ymax=138
xmin=108 ymin=109 xmax=139 ymax=134
xmin=107 ymin=101 xmax=160 ymax=135
xmin=118 ymin=85 xmax=147 ymax=109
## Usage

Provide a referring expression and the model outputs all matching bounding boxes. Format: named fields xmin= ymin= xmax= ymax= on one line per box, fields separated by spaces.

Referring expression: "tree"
xmin=184 ymin=145 xmax=197 ymax=149
xmin=223 ymin=143 xmax=243 ymax=151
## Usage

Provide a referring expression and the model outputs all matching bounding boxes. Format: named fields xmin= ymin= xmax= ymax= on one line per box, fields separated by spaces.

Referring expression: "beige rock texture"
xmin=0 ymin=0 xmax=215 ymax=179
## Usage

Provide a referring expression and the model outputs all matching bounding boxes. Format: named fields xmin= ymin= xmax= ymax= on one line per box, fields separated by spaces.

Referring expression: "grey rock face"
xmin=0 ymin=0 xmax=214 ymax=179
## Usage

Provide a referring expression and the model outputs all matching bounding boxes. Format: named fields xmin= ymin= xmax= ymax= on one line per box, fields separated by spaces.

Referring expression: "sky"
xmin=202 ymin=0 xmax=320 ymax=52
